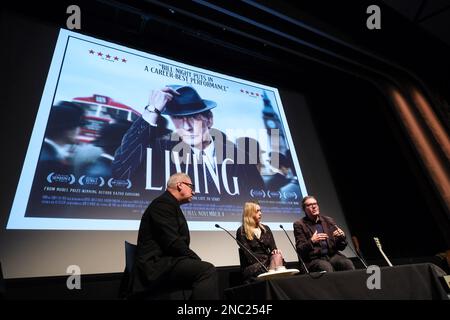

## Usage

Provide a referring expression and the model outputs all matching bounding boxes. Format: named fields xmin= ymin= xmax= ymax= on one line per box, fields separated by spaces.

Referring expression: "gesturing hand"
xmin=333 ymin=227 xmax=345 ymax=238
xmin=148 ymin=87 xmax=180 ymax=113
xmin=311 ymin=230 xmax=328 ymax=243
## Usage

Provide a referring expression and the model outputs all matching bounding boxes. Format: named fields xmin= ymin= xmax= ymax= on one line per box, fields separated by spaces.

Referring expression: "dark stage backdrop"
xmin=0 ymin=10 xmax=352 ymax=278
xmin=2 ymin=3 xmax=447 ymax=280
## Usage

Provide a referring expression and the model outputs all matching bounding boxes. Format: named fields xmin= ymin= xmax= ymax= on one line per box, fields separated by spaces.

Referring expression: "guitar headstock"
xmin=373 ymin=237 xmax=382 ymax=249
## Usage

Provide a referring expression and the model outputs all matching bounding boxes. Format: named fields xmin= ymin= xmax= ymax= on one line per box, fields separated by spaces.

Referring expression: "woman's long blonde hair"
xmin=242 ymin=200 xmax=266 ymax=240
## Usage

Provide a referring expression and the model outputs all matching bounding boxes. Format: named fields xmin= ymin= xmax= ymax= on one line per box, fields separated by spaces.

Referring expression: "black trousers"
xmin=308 ymin=254 xmax=355 ymax=272
xmin=168 ymin=258 xmax=219 ymax=300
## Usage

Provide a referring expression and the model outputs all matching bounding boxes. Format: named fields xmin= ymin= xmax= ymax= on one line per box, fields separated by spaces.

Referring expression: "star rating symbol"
xmin=240 ymin=89 xmax=261 ymax=97
xmin=89 ymin=50 xmax=127 ymax=63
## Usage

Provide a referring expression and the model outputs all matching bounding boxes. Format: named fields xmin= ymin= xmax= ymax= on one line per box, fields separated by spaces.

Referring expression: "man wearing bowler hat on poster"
xmin=112 ymin=85 xmax=264 ymax=198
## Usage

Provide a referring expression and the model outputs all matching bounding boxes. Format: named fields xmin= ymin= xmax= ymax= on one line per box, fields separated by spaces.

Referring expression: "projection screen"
xmin=1 ymin=22 xmax=353 ymax=278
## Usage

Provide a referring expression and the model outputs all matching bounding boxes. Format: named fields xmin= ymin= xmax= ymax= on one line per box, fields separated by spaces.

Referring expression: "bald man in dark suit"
xmin=127 ymin=173 xmax=219 ymax=299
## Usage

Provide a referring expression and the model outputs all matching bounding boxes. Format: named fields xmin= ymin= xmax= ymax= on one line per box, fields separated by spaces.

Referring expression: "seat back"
xmin=125 ymin=241 xmax=137 ymax=273
xmin=119 ymin=241 xmax=137 ymax=299
xmin=120 ymin=241 xmax=192 ymax=300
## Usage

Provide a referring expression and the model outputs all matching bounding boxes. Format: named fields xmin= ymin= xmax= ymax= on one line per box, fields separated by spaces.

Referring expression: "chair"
xmin=124 ymin=241 xmax=136 ymax=274
xmin=118 ymin=241 xmax=136 ymax=299
xmin=119 ymin=241 xmax=191 ymax=300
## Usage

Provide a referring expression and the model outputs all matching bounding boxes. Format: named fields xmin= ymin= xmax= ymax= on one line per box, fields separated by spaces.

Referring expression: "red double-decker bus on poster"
xmin=72 ymin=94 xmax=140 ymax=143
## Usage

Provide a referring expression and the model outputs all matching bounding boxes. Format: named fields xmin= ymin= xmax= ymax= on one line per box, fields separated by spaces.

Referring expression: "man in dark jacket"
xmin=129 ymin=172 xmax=219 ymax=299
xmin=293 ymin=195 xmax=354 ymax=272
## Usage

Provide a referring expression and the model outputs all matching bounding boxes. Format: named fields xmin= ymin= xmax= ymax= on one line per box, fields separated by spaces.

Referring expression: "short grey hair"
xmin=167 ymin=172 xmax=191 ymax=188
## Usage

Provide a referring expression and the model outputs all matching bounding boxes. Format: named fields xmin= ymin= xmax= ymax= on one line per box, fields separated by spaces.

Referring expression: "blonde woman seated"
xmin=236 ymin=200 xmax=286 ymax=282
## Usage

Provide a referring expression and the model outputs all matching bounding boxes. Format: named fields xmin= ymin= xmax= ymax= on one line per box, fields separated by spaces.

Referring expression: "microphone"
xmin=332 ymin=225 xmax=368 ymax=269
xmin=351 ymin=236 xmax=369 ymax=268
xmin=351 ymin=236 xmax=361 ymax=254
xmin=215 ymin=224 xmax=268 ymax=272
xmin=279 ymin=224 xmax=309 ymax=274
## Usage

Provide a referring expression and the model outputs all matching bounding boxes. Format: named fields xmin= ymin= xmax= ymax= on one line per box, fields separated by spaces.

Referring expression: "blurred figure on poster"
xmin=74 ymin=121 xmax=132 ymax=178
xmin=265 ymin=150 xmax=300 ymax=199
xmin=235 ymin=136 xmax=266 ymax=175
xmin=39 ymin=101 xmax=86 ymax=174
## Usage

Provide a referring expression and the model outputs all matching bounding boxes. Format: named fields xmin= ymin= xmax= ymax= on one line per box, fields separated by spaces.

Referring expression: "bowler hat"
xmin=162 ymin=85 xmax=216 ymax=116
xmin=47 ymin=101 xmax=86 ymax=131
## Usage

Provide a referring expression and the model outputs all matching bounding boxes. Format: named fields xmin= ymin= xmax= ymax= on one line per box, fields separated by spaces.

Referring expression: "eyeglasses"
xmin=180 ymin=182 xmax=195 ymax=190
xmin=305 ymin=202 xmax=318 ymax=207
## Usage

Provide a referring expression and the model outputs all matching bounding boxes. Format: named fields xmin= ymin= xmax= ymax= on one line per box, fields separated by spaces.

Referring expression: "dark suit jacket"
xmin=293 ymin=215 xmax=347 ymax=264
xmin=112 ymin=117 xmax=264 ymax=197
xmin=236 ymin=225 xmax=280 ymax=282
xmin=129 ymin=191 xmax=200 ymax=295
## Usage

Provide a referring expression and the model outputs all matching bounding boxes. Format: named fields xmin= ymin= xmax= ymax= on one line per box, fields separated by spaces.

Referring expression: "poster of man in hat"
xmin=112 ymin=84 xmax=265 ymax=202
xmin=8 ymin=30 xmax=307 ymax=230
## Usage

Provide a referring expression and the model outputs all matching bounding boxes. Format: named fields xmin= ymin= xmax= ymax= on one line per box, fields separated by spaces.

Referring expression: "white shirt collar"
xmin=254 ymin=227 xmax=262 ymax=239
